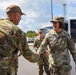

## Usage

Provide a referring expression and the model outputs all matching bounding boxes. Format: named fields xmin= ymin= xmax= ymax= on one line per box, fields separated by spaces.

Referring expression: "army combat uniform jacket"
xmin=33 ymin=35 xmax=49 ymax=57
xmin=0 ymin=19 xmax=42 ymax=75
xmin=33 ymin=36 xmax=45 ymax=51
xmin=37 ymin=29 xmax=76 ymax=73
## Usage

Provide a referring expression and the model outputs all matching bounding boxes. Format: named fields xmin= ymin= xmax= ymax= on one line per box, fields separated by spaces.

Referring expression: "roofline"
xmin=41 ymin=25 xmax=53 ymax=28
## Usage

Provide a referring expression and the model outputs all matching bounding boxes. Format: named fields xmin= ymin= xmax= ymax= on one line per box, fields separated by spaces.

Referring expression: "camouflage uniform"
xmin=33 ymin=36 xmax=50 ymax=75
xmin=0 ymin=19 xmax=43 ymax=75
xmin=37 ymin=29 xmax=76 ymax=75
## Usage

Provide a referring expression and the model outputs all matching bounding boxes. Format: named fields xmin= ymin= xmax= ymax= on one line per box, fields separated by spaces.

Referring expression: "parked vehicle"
xmin=41 ymin=25 xmax=53 ymax=35
xmin=27 ymin=37 xmax=34 ymax=43
xmin=64 ymin=19 xmax=76 ymax=43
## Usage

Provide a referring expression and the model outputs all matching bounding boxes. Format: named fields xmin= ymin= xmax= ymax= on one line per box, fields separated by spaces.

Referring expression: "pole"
xmin=51 ymin=0 xmax=53 ymax=20
xmin=63 ymin=3 xmax=66 ymax=19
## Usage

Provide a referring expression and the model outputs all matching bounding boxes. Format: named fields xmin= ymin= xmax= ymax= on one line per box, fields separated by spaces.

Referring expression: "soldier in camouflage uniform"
xmin=0 ymin=4 xmax=43 ymax=75
xmin=33 ymin=29 xmax=50 ymax=75
xmin=37 ymin=16 xmax=76 ymax=75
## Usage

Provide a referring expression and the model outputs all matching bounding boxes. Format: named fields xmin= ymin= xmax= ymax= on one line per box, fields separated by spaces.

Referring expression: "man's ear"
xmin=13 ymin=13 xmax=17 ymax=19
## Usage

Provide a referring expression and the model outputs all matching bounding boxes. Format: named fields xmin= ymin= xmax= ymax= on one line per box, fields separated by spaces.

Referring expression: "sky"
xmin=0 ymin=0 xmax=76 ymax=33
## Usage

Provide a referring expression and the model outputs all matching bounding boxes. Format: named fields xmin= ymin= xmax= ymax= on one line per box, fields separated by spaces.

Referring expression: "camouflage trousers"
xmin=39 ymin=56 xmax=51 ymax=75
xmin=0 ymin=67 xmax=17 ymax=75
xmin=50 ymin=66 xmax=71 ymax=75
xmin=0 ymin=58 xmax=18 ymax=75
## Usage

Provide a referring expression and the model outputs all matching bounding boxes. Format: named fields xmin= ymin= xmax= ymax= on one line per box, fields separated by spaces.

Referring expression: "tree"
xmin=26 ymin=31 xmax=38 ymax=37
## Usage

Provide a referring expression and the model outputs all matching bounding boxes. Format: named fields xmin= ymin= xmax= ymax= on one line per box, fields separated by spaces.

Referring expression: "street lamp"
xmin=63 ymin=3 xmax=66 ymax=19
xmin=51 ymin=0 xmax=53 ymax=20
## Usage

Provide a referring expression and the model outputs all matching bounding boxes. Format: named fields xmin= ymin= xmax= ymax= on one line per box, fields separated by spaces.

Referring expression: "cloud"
xmin=67 ymin=0 xmax=76 ymax=5
xmin=0 ymin=0 xmax=76 ymax=32
xmin=0 ymin=0 xmax=26 ymax=10
xmin=67 ymin=6 xmax=76 ymax=18
xmin=53 ymin=0 xmax=67 ymax=5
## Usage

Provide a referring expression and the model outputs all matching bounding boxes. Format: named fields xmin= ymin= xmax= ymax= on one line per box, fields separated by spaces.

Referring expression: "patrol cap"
xmin=38 ymin=28 xmax=44 ymax=33
xmin=51 ymin=16 xmax=64 ymax=23
xmin=6 ymin=4 xmax=26 ymax=15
